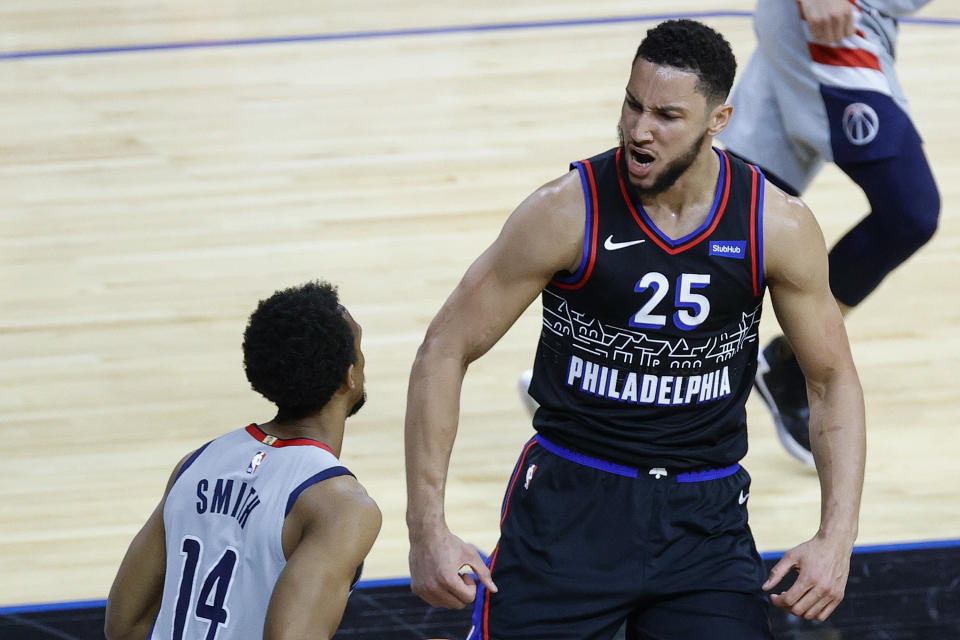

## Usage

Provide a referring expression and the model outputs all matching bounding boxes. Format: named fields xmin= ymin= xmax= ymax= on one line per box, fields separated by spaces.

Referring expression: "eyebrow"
xmin=624 ymin=89 xmax=686 ymax=114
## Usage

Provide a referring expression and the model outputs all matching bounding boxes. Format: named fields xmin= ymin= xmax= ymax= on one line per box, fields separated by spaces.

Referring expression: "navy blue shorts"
xmin=468 ymin=436 xmax=773 ymax=640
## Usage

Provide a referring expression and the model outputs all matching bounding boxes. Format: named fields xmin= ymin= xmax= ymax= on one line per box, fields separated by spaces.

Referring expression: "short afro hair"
xmin=633 ymin=19 xmax=736 ymax=105
xmin=242 ymin=280 xmax=356 ymax=421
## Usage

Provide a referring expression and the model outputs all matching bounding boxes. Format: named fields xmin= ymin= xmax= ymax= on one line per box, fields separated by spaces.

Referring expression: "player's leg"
xmin=829 ymin=130 xmax=940 ymax=308
xmin=468 ymin=440 xmax=635 ymax=640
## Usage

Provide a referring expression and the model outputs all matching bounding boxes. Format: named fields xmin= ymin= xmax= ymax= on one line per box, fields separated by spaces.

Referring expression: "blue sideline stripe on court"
xmin=2 ymin=10 xmax=954 ymax=62
xmin=0 ymin=11 xmax=751 ymax=61
xmin=759 ymin=536 xmax=960 ymax=561
xmin=4 ymin=539 xmax=958 ymax=615
xmin=0 ymin=599 xmax=107 ymax=616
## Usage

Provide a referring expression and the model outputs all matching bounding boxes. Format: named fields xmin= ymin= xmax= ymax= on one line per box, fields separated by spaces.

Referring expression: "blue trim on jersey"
xmin=535 ymin=434 xmax=640 ymax=477
xmin=284 ymin=466 xmax=354 ymax=516
xmin=174 ymin=441 xmax=213 ymax=482
xmin=553 ymin=161 xmax=593 ymax=284
xmin=756 ymin=165 xmax=766 ymax=292
xmin=675 ymin=464 xmax=740 ymax=483
xmin=634 ymin=147 xmax=726 ymax=247
xmin=536 ymin=434 xmax=740 ymax=481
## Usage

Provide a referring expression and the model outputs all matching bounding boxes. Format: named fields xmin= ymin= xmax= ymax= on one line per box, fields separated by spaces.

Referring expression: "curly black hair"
xmin=242 ymin=280 xmax=356 ymax=421
xmin=633 ymin=19 xmax=736 ymax=105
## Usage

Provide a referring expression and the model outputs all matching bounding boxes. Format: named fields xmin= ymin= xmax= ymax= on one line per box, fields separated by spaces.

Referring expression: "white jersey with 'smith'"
xmin=149 ymin=424 xmax=353 ymax=640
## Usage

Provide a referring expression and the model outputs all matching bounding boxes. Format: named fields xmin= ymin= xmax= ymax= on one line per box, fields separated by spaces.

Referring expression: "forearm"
xmin=404 ymin=339 xmax=468 ymax=539
xmin=807 ymin=365 xmax=865 ymax=544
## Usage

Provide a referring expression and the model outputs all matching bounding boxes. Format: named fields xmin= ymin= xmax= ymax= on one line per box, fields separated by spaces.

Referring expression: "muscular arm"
xmin=105 ymin=454 xmax=191 ymax=640
xmin=762 ymin=185 xmax=866 ymax=621
xmin=405 ymin=171 xmax=585 ymax=608
xmin=264 ymin=476 xmax=381 ymax=640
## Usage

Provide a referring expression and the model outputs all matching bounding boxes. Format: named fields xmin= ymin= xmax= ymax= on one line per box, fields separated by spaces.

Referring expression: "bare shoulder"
xmin=762 ymin=180 xmax=817 ymax=238
xmin=499 ymin=168 xmax=586 ymax=275
xmin=295 ymin=474 xmax=381 ymax=529
xmin=762 ymin=179 xmax=827 ymax=282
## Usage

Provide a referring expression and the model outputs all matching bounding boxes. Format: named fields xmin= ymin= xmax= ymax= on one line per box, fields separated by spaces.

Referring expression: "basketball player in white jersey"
xmin=105 ymin=281 xmax=381 ymax=640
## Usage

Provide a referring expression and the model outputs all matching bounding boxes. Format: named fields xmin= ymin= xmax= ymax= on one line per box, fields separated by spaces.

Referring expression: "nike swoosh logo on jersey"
xmin=604 ymin=235 xmax=646 ymax=250
xmin=738 ymin=490 xmax=749 ymax=505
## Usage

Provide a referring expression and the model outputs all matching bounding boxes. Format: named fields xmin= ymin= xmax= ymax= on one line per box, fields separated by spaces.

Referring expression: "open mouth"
xmin=630 ymin=148 xmax=655 ymax=168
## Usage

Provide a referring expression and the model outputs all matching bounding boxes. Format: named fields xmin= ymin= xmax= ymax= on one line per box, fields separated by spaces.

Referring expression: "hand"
xmin=409 ymin=526 xmax=498 ymax=609
xmin=800 ymin=0 xmax=856 ymax=43
xmin=763 ymin=533 xmax=853 ymax=621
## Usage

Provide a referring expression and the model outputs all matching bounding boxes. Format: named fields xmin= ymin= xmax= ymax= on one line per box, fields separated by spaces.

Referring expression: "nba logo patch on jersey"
xmin=524 ymin=464 xmax=538 ymax=489
xmin=708 ymin=240 xmax=746 ymax=259
xmin=247 ymin=450 xmax=267 ymax=474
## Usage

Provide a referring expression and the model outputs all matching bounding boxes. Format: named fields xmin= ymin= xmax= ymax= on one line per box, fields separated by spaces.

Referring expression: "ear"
xmin=341 ymin=364 xmax=357 ymax=391
xmin=706 ymin=102 xmax=733 ymax=137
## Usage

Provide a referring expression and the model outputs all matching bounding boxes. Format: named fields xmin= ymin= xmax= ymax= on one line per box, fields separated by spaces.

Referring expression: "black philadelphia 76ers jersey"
xmin=529 ymin=147 xmax=767 ymax=469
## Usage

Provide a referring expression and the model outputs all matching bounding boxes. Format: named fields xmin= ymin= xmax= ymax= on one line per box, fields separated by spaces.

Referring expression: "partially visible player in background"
xmin=719 ymin=0 xmax=939 ymax=465
xmin=105 ymin=281 xmax=380 ymax=640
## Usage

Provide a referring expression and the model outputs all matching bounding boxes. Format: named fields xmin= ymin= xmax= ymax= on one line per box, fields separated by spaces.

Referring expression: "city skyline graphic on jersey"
xmin=541 ymin=289 xmax=762 ymax=371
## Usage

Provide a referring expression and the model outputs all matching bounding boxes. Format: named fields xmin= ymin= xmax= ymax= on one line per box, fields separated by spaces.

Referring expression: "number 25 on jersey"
xmin=630 ymin=272 xmax=711 ymax=331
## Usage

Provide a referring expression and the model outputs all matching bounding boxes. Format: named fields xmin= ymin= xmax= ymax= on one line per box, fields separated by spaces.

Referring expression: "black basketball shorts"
xmin=467 ymin=435 xmax=773 ymax=640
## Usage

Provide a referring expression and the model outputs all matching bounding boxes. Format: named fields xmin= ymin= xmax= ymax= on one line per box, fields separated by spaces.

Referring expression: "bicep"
xmin=424 ymin=174 xmax=585 ymax=363
xmin=764 ymin=193 xmax=852 ymax=383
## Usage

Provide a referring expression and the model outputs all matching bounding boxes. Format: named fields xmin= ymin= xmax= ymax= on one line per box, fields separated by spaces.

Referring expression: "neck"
xmin=258 ymin=407 xmax=347 ymax=457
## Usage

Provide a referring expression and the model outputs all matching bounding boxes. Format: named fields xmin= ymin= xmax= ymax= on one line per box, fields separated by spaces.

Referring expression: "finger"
xmin=415 ymin=571 xmax=477 ymax=609
xmin=412 ymin=580 xmax=470 ymax=610
xmin=809 ymin=18 xmax=830 ymax=43
xmin=461 ymin=556 xmax=498 ymax=594
xmin=770 ymin=576 xmax=812 ymax=610
xmin=801 ymin=595 xmax=833 ymax=621
xmin=841 ymin=9 xmax=856 ymax=39
xmin=413 ymin=585 xmax=467 ymax=610
xmin=816 ymin=598 xmax=841 ymax=622
xmin=762 ymin=557 xmax=795 ymax=591
xmin=785 ymin=585 xmax=823 ymax=618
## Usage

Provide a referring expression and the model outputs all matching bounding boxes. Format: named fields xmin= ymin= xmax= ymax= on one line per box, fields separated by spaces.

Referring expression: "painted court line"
xmin=4 ymin=10 xmax=957 ymax=62
xmin=2 ymin=538 xmax=958 ymax=615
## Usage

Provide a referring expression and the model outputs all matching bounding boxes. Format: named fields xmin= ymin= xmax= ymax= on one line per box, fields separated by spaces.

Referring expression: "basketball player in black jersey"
xmin=405 ymin=20 xmax=865 ymax=639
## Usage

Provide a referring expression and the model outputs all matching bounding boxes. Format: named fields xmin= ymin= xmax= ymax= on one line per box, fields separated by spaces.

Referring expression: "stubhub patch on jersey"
xmin=708 ymin=240 xmax=746 ymax=259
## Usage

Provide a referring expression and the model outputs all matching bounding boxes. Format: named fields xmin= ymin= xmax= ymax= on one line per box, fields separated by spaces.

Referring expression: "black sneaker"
xmin=755 ymin=337 xmax=815 ymax=468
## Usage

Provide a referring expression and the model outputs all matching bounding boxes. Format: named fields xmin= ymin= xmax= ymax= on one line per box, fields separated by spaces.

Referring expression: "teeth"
xmin=632 ymin=149 xmax=653 ymax=166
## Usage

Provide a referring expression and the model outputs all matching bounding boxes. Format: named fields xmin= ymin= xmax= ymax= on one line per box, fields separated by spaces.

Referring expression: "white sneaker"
xmin=517 ymin=369 xmax=539 ymax=417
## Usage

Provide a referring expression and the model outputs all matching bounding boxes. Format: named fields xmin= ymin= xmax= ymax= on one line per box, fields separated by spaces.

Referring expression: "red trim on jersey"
xmin=616 ymin=148 xmax=732 ymax=255
xmin=807 ymin=42 xmax=882 ymax=70
xmin=748 ymin=166 xmax=761 ymax=297
xmin=499 ymin=439 xmax=537 ymax=527
xmin=552 ymin=160 xmax=600 ymax=290
xmin=482 ymin=543 xmax=501 ymax=638
xmin=244 ymin=423 xmax=335 ymax=455
xmin=481 ymin=438 xmax=538 ymax=636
